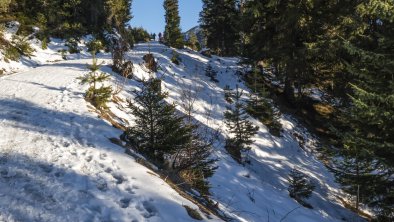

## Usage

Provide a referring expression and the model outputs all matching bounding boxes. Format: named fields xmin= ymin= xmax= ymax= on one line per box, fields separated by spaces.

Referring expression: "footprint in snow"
xmin=85 ymin=155 xmax=93 ymax=162
xmin=112 ymin=173 xmax=126 ymax=184
xmin=99 ymin=153 xmax=107 ymax=160
xmin=119 ymin=197 xmax=132 ymax=208
xmin=125 ymin=187 xmax=136 ymax=194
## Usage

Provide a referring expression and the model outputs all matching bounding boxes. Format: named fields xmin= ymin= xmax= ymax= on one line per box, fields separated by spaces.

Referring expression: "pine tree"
xmin=247 ymin=92 xmax=281 ymax=137
xmin=200 ymin=0 xmax=240 ymax=56
xmin=288 ymin=168 xmax=315 ymax=207
xmin=205 ymin=63 xmax=218 ymax=82
xmin=78 ymin=55 xmax=112 ymax=109
xmin=332 ymin=1 xmax=394 ymax=219
xmin=186 ymin=32 xmax=200 ymax=51
xmin=124 ymin=78 xmax=191 ymax=163
xmin=163 ymin=0 xmax=184 ymax=49
xmin=242 ymin=0 xmax=337 ymax=104
xmin=224 ymin=85 xmax=258 ymax=163
xmin=124 ymin=77 xmax=216 ymax=194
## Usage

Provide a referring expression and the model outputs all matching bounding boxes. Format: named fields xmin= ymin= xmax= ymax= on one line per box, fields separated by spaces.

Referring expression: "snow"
xmin=0 ymin=58 xmax=217 ymax=221
xmin=0 ymin=37 xmax=363 ymax=222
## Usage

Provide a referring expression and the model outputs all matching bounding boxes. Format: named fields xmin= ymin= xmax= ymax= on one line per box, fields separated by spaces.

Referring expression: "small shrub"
xmin=87 ymin=39 xmax=104 ymax=55
xmin=288 ymin=168 xmax=315 ymax=208
xmin=41 ymin=37 xmax=48 ymax=50
xmin=65 ymin=38 xmax=80 ymax=54
xmin=183 ymin=205 xmax=203 ymax=220
xmin=4 ymin=46 xmax=20 ymax=61
xmin=78 ymin=57 xmax=112 ymax=110
xmin=11 ymin=35 xmax=35 ymax=58
xmin=171 ymin=51 xmax=181 ymax=65
xmin=247 ymin=94 xmax=282 ymax=137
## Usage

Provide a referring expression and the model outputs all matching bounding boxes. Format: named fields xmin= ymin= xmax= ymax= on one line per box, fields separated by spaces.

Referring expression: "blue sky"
xmin=130 ymin=0 xmax=203 ymax=34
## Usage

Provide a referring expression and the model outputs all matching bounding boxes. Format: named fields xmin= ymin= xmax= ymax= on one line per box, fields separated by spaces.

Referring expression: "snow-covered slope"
xmin=0 ymin=40 xmax=361 ymax=222
xmin=0 ymin=57 xmax=218 ymax=222
xmin=122 ymin=43 xmax=362 ymax=222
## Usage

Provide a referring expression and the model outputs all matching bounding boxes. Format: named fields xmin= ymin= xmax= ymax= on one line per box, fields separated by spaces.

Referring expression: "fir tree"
xmin=123 ymin=78 xmax=191 ymax=164
xmin=186 ymin=32 xmax=200 ymax=51
xmin=78 ymin=55 xmax=112 ymax=109
xmin=247 ymin=92 xmax=281 ymax=137
xmin=200 ymin=0 xmax=240 ymax=56
xmin=124 ymin=77 xmax=216 ymax=194
xmin=224 ymin=85 xmax=258 ymax=163
xmin=332 ymin=1 xmax=394 ymax=219
xmin=288 ymin=168 xmax=315 ymax=207
xmin=163 ymin=0 xmax=184 ymax=49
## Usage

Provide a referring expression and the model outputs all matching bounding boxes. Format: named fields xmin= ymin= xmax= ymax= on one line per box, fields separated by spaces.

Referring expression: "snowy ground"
xmin=0 ymin=56 xmax=218 ymax=221
xmin=0 ymin=38 xmax=362 ymax=222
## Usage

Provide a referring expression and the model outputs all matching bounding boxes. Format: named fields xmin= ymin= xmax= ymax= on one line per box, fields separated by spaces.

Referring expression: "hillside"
xmin=0 ymin=37 xmax=363 ymax=222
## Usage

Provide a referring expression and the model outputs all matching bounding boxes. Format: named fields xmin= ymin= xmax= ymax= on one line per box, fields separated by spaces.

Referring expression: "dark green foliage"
xmin=2 ymin=34 xmax=34 ymax=61
xmin=86 ymin=39 xmax=104 ymax=55
xmin=163 ymin=0 xmax=184 ymax=49
xmin=186 ymin=32 xmax=200 ymax=51
xmin=79 ymin=56 xmax=112 ymax=109
xmin=65 ymin=38 xmax=80 ymax=54
xmin=124 ymin=78 xmax=191 ymax=162
xmin=3 ymin=44 xmax=19 ymax=61
xmin=170 ymin=50 xmax=181 ymax=65
xmin=224 ymin=85 xmax=259 ymax=163
xmin=288 ymin=168 xmax=315 ymax=208
xmin=130 ymin=27 xmax=150 ymax=43
xmin=247 ymin=93 xmax=281 ymax=137
xmin=329 ymin=1 xmax=394 ymax=219
xmin=205 ymin=63 xmax=218 ymax=82
xmin=5 ymin=0 xmax=132 ymax=38
xmin=183 ymin=205 xmax=203 ymax=220
xmin=41 ymin=37 xmax=47 ymax=50
xmin=200 ymin=0 xmax=239 ymax=56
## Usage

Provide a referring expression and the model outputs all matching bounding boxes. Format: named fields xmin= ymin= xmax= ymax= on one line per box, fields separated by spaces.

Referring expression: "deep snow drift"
xmin=0 ymin=39 xmax=361 ymax=222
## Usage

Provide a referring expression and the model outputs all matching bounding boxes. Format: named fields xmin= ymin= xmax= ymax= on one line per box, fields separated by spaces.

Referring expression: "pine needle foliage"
xmin=288 ymin=168 xmax=315 ymax=208
xmin=79 ymin=56 xmax=112 ymax=109
xmin=224 ymin=85 xmax=258 ymax=163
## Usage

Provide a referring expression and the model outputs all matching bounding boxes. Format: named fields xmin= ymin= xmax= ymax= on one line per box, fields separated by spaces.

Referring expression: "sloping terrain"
xmin=0 ymin=40 xmax=362 ymax=222
xmin=0 ymin=57 xmax=217 ymax=222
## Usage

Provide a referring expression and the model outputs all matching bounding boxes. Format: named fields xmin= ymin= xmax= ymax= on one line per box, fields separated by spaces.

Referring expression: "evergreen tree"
xmin=124 ymin=77 xmax=216 ymax=194
xmin=288 ymin=168 xmax=315 ymax=207
xmin=186 ymin=32 xmax=200 ymax=51
xmin=124 ymin=78 xmax=191 ymax=163
xmin=332 ymin=1 xmax=394 ymax=219
xmin=163 ymin=0 xmax=184 ymax=49
xmin=247 ymin=92 xmax=281 ymax=137
xmin=200 ymin=0 xmax=239 ymax=56
xmin=242 ymin=0 xmax=337 ymax=104
xmin=78 ymin=56 xmax=112 ymax=109
xmin=224 ymin=85 xmax=259 ymax=163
